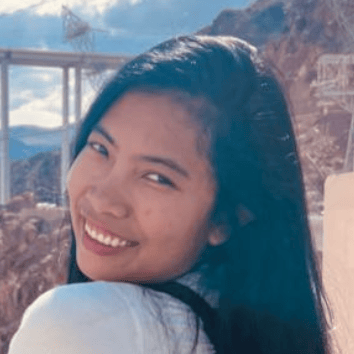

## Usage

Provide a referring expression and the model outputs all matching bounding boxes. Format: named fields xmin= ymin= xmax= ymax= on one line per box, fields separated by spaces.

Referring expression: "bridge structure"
xmin=314 ymin=53 xmax=354 ymax=172
xmin=0 ymin=48 xmax=131 ymax=205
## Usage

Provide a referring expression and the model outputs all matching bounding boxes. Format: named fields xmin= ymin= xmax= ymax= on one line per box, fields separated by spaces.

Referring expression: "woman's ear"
xmin=208 ymin=226 xmax=229 ymax=246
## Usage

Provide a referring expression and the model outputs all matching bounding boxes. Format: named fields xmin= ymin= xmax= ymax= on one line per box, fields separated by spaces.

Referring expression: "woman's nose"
xmin=85 ymin=179 xmax=132 ymax=219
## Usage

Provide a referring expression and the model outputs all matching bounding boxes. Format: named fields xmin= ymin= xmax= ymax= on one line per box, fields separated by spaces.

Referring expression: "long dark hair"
xmin=67 ymin=35 xmax=332 ymax=354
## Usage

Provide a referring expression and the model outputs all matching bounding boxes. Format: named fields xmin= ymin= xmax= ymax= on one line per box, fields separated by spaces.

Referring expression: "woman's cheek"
xmin=74 ymin=154 xmax=105 ymax=185
xmin=136 ymin=196 xmax=173 ymax=233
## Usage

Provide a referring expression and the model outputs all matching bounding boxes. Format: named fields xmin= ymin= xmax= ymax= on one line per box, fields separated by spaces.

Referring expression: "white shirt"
xmin=8 ymin=281 xmax=216 ymax=354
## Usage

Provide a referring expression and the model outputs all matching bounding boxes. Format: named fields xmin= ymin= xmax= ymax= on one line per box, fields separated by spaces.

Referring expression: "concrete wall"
xmin=323 ymin=172 xmax=354 ymax=353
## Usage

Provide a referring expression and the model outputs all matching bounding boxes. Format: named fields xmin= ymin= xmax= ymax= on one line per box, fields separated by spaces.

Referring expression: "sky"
xmin=0 ymin=0 xmax=250 ymax=128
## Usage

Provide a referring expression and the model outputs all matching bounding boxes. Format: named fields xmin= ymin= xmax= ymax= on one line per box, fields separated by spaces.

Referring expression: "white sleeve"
xmin=8 ymin=283 xmax=144 ymax=354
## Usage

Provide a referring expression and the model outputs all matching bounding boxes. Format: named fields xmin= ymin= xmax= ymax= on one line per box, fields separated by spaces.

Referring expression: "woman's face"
xmin=67 ymin=92 xmax=224 ymax=283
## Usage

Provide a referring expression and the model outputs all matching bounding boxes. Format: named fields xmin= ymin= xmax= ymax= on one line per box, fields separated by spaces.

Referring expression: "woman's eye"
xmin=145 ymin=173 xmax=176 ymax=188
xmin=87 ymin=142 xmax=109 ymax=157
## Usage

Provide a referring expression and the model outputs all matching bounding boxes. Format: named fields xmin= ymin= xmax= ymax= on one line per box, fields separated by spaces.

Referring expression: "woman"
xmin=9 ymin=35 xmax=331 ymax=354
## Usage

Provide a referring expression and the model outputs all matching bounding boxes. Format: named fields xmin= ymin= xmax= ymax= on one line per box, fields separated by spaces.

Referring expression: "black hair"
xmin=67 ymin=35 xmax=332 ymax=354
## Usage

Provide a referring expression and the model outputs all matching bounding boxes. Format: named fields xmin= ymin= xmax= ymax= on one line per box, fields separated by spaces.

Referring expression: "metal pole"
xmin=75 ymin=66 xmax=82 ymax=129
xmin=1 ymin=59 xmax=10 ymax=205
xmin=350 ymin=107 xmax=354 ymax=172
xmin=343 ymin=104 xmax=354 ymax=172
xmin=61 ymin=66 xmax=70 ymax=205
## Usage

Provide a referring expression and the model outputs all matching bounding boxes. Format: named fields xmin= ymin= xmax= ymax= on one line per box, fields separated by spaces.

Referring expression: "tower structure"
xmin=62 ymin=5 xmax=94 ymax=52
xmin=314 ymin=54 xmax=354 ymax=172
xmin=61 ymin=5 xmax=110 ymax=92
xmin=326 ymin=0 xmax=354 ymax=49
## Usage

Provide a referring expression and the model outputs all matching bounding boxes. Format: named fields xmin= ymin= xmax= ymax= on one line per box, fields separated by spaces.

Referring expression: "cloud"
xmin=95 ymin=0 xmax=247 ymax=54
xmin=10 ymin=93 xmax=64 ymax=128
xmin=10 ymin=67 xmax=61 ymax=110
xmin=0 ymin=12 xmax=65 ymax=50
xmin=103 ymin=0 xmax=240 ymax=36
xmin=10 ymin=67 xmax=98 ymax=127
xmin=0 ymin=0 xmax=121 ymax=17
xmin=0 ymin=0 xmax=41 ymax=15
xmin=38 ymin=0 xmax=119 ymax=17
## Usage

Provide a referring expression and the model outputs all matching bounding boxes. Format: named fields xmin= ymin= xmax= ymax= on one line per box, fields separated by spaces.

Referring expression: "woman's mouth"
xmin=83 ymin=221 xmax=138 ymax=256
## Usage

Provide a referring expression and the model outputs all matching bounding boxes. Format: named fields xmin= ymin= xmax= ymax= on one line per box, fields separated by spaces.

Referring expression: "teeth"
xmin=103 ymin=236 xmax=111 ymax=245
xmin=111 ymin=238 xmax=120 ymax=247
xmin=85 ymin=222 xmax=130 ymax=248
xmin=97 ymin=233 xmax=105 ymax=243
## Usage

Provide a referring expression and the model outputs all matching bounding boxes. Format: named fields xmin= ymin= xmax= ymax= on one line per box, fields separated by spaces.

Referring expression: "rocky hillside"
xmin=0 ymin=193 xmax=70 ymax=354
xmin=199 ymin=0 xmax=351 ymax=214
xmin=11 ymin=151 xmax=61 ymax=205
xmin=200 ymin=0 xmax=349 ymax=52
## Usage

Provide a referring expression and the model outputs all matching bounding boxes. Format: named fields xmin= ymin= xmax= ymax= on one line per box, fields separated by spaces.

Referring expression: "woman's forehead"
xmin=88 ymin=92 xmax=216 ymax=191
xmin=99 ymin=92 xmax=211 ymax=163
xmin=100 ymin=92 xmax=209 ymax=142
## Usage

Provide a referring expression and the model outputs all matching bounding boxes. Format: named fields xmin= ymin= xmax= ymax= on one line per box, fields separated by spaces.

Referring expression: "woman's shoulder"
xmin=18 ymin=282 xmax=149 ymax=326
xmin=9 ymin=281 xmax=215 ymax=354
xmin=8 ymin=282 xmax=165 ymax=354
xmin=25 ymin=281 xmax=149 ymax=313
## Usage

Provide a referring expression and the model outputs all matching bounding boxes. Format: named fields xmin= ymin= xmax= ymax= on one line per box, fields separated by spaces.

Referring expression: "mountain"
xmin=199 ymin=0 xmax=347 ymax=52
xmin=6 ymin=125 xmax=76 ymax=204
xmin=1 ymin=124 xmax=77 ymax=161
xmin=11 ymin=150 xmax=61 ymax=205
xmin=10 ymin=125 xmax=77 ymax=147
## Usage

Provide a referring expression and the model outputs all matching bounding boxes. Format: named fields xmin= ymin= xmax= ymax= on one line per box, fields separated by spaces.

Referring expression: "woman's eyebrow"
xmin=92 ymin=125 xmax=116 ymax=145
xmin=137 ymin=155 xmax=190 ymax=178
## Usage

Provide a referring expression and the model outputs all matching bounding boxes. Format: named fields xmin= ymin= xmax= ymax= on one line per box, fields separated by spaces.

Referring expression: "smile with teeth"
xmin=84 ymin=222 xmax=132 ymax=248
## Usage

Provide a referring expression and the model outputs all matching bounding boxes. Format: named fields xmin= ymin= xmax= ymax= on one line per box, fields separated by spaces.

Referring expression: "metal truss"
xmin=61 ymin=5 xmax=110 ymax=91
xmin=314 ymin=54 xmax=354 ymax=171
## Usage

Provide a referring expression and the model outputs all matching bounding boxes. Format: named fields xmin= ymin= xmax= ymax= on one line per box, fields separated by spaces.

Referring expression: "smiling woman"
xmin=8 ymin=35 xmax=332 ymax=354
xmin=68 ymin=92 xmax=220 ymax=283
